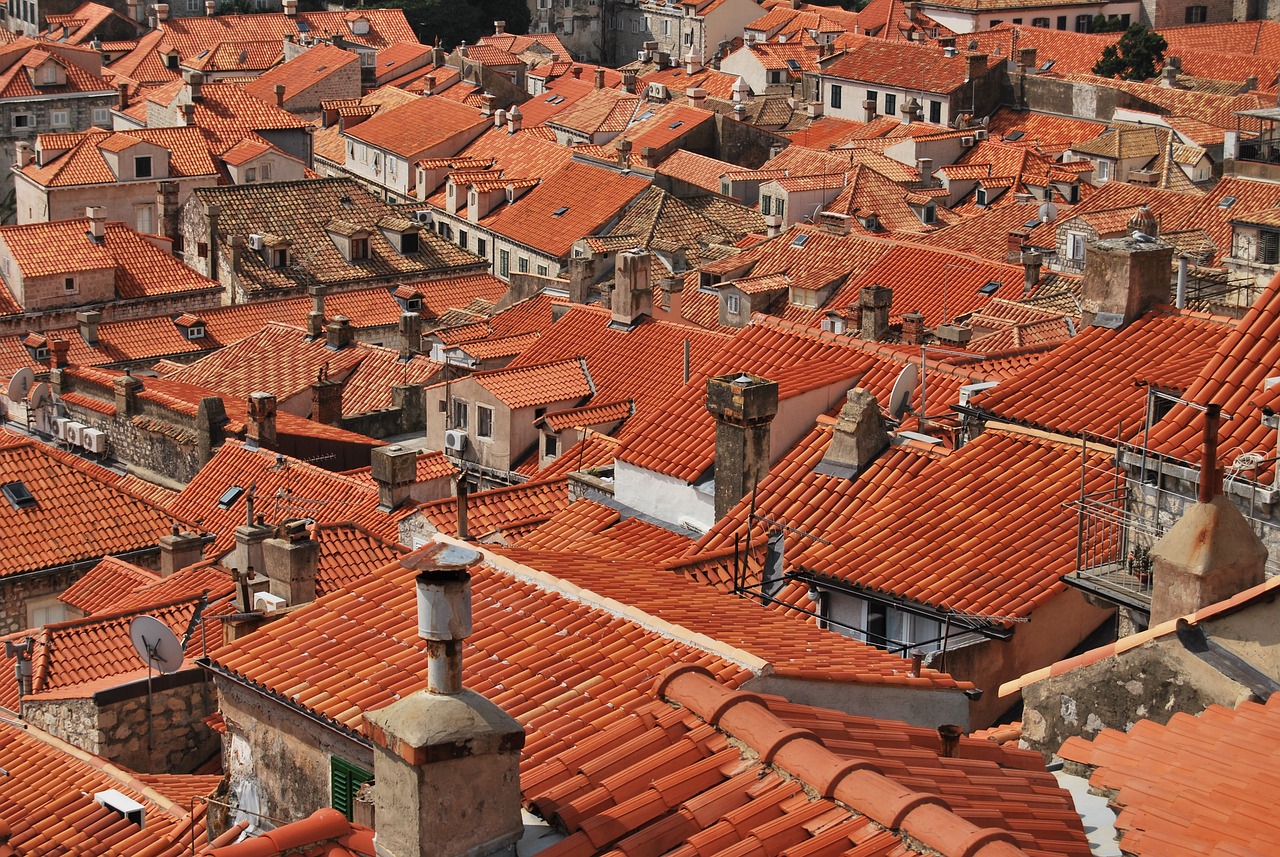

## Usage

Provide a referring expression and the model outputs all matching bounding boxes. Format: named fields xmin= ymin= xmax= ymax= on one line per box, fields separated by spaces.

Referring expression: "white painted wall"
xmin=614 ymin=459 xmax=716 ymax=532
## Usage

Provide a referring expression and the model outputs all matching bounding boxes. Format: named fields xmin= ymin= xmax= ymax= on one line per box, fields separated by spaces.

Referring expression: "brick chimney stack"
xmin=247 ymin=391 xmax=277 ymax=448
xmin=399 ymin=311 xmax=421 ymax=361
xmin=372 ymin=444 xmax=418 ymax=511
xmin=366 ymin=541 xmax=525 ymax=857
xmin=114 ymin=370 xmax=142 ymax=416
xmin=307 ymin=285 xmax=326 ymax=340
xmin=312 ymin=372 xmax=344 ymax=425
xmin=159 ymin=525 xmax=206 ymax=577
xmin=859 ymin=285 xmax=892 ymax=341
xmin=900 ymin=311 xmax=926 ymax=345
xmin=1080 ymin=236 xmax=1173 ymax=329
xmin=325 ymin=315 xmax=354 ymax=350
xmin=610 ymin=249 xmax=653 ymax=330
xmin=705 ymin=373 xmax=779 ymax=520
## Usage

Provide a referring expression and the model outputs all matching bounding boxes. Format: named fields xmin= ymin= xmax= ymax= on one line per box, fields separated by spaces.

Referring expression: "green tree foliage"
xmin=1090 ymin=14 xmax=1129 ymax=32
xmin=1092 ymin=23 xmax=1168 ymax=81
xmin=372 ymin=0 xmax=531 ymax=49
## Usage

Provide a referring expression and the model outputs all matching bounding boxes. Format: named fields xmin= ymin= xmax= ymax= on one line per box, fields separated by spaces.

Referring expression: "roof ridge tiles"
xmin=442 ymin=535 xmax=771 ymax=675
xmin=657 ymin=665 xmax=1031 ymax=857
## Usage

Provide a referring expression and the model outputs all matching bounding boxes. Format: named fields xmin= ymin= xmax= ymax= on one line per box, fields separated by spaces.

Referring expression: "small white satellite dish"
xmin=1038 ymin=200 xmax=1058 ymax=223
xmin=887 ymin=363 xmax=919 ymax=420
xmin=129 ymin=615 xmax=183 ymax=674
xmin=6 ymin=367 xmax=33 ymax=401
xmin=27 ymin=382 xmax=50 ymax=409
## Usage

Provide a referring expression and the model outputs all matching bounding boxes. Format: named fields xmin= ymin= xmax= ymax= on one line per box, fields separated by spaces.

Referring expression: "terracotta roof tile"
xmin=22 ymin=126 xmax=218 ymax=187
xmin=417 ymin=479 xmax=572 ymax=541
xmin=824 ymin=40 xmax=998 ymax=94
xmin=1059 ymin=694 xmax=1280 ymax=857
xmin=0 ymin=438 xmax=182 ymax=577
xmin=157 ymin=10 xmax=415 ymax=59
xmin=58 ymin=555 xmax=159 ymax=615
xmin=242 ymin=43 xmax=359 ymax=106
xmin=468 ymin=357 xmax=593 ymax=409
xmin=344 ymin=95 xmax=488 ymax=159
xmin=140 ymin=81 xmax=309 ymax=154
xmin=973 ymin=307 xmax=1235 ymax=440
xmin=0 ymin=219 xmax=216 ymax=299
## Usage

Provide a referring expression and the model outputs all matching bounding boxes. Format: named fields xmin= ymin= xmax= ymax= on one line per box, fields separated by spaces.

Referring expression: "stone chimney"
xmin=1018 ymin=47 xmax=1037 ymax=72
xmin=816 ymin=388 xmax=888 ymax=478
xmin=312 ymin=372 xmax=344 ymax=425
xmin=365 ymin=542 xmax=525 ymax=857
xmin=273 ymin=83 xmax=285 ymax=108
xmin=615 ymin=137 xmax=632 ymax=169
xmin=114 ymin=371 xmax=142 ymax=416
xmin=232 ymin=505 xmax=274 ymax=579
xmin=1080 ymin=236 xmax=1173 ymax=329
xmin=610 ymin=249 xmax=653 ymax=330
xmin=155 ymin=2 xmax=169 ymax=21
xmin=859 ymin=285 xmax=892 ymax=341
xmin=1023 ymin=250 xmax=1043 ymax=294
xmin=1149 ymin=405 xmax=1267 ymax=625
xmin=180 ymin=102 xmax=195 ymax=125
xmin=184 ymin=69 xmax=203 ymax=101
xmin=372 ymin=444 xmax=418 ymax=511
xmin=126 ymin=0 xmax=142 ymax=21
xmin=261 ymin=518 xmax=321 ymax=606
xmin=901 ymin=311 xmax=926 ymax=345
xmin=494 ymin=19 xmax=506 ymax=34
xmin=205 ymin=0 xmax=214 ymax=14
xmin=621 ymin=69 xmax=637 ymax=94
xmin=307 ymin=285 xmax=326 ymax=339
xmin=916 ymin=157 xmax=933 ymax=183
xmin=1006 ymin=229 xmax=1028 ymax=263
xmin=568 ymin=256 xmax=594 ymax=303
xmin=87 ymin=206 xmax=106 ymax=243
xmin=479 ymin=93 xmax=495 ymax=116
xmin=13 ymin=141 xmax=32 ymax=168
xmin=399 ymin=311 xmax=421 ymax=361
xmin=77 ymin=310 xmax=101 ymax=346
xmin=247 ymin=391 xmax=277 ymax=448
xmin=684 ymin=48 xmax=703 ymax=74
xmin=493 ymin=108 xmax=507 ymax=130
xmin=705 ymin=373 xmax=779 ymax=520
xmin=966 ymin=53 xmax=987 ymax=83
xmin=732 ymin=76 xmax=751 ymax=102
xmin=117 ymin=81 xmax=129 ymax=111
xmin=686 ymin=86 xmax=707 ymax=110
xmin=159 ymin=525 xmax=206 ymax=577
xmin=50 ymin=339 xmax=70 ymax=369
xmin=157 ymin=181 xmax=180 ymax=243
xmin=506 ymin=103 xmax=522 ymax=133
xmin=326 ymin=315 xmax=354 ymax=350
xmin=594 ymin=67 xmax=605 ymax=89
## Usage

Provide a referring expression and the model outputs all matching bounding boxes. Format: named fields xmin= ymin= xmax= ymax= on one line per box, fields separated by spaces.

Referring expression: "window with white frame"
xmin=92 ymin=107 xmax=110 ymax=125
xmin=50 ymin=110 xmax=68 ymax=128
xmin=725 ymin=293 xmax=740 ymax=314
xmin=1067 ymin=231 xmax=1086 ymax=260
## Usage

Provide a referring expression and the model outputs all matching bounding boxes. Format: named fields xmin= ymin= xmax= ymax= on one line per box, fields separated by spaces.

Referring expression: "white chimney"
xmin=506 ymin=103 xmax=522 ymax=133
xmin=154 ymin=2 xmax=169 ymax=21
xmin=86 ymin=207 xmax=106 ymax=242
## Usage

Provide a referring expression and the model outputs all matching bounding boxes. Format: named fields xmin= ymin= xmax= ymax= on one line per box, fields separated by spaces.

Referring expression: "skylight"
xmin=978 ymin=280 xmax=1002 ymax=296
xmin=1039 ymin=60 xmax=1055 ymax=71
xmin=1 ymin=481 xmax=35 ymax=511
xmin=552 ymin=206 xmax=569 ymax=216
xmin=791 ymin=234 xmax=810 ymax=247
xmin=669 ymin=121 xmax=684 ymax=129
xmin=1005 ymin=130 xmax=1025 ymax=142
xmin=785 ymin=59 xmax=802 ymax=71
xmin=1219 ymin=195 xmax=1237 ymax=209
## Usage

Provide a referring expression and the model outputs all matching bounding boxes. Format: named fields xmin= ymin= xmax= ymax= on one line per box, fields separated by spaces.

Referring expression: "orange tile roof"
xmin=654 ymin=148 xmax=738 ymax=193
xmin=0 ymin=719 xmax=213 ymax=854
xmin=972 ymin=307 xmax=1235 ymax=440
xmin=539 ymin=399 xmax=634 ymax=432
xmin=1058 ymin=694 xmax=1280 ymax=857
xmin=58 ymin=555 xmax=159 ymax=615
xmin=417 ymin=479 xmax=571 ymax=541
xmin=312 ymin=522 xmax=408 ymax=595
xmin=167 ymin=442 xmax=405 ymax=557
xmin=987 ymin=108 xmax=1107 ymax=153
xmin=0 ymin=218 xmax=217 ymax=300
xmin=637 ymin=62 xmax=739 ymax=101
xmin=526 ymin=665 xmax=1089 ymax=857
xmin=201 ymin=809 xmax=373 ymax=857
xmin=242 ymin=43 xmax=358 ymax=106
xmin=23 ymin=126 xmax=219 ymax=187
xmin=498 ymin=541 xmax=970 ymax=689
xmin=547 ymin=88 xmax=639 ymax=137
xmin=157 ymin=10 xmax=415 ymax=59
xmin=0 ymin=39 xmax=113 ymax=99
xmin=0 ymin=439 xmax=182 ymax=577
xmin=480 ymin=161 xmax=650 ymax=258
xmin=137 ymin=80 xmax=310 ymax=154
xmin=207 ymin=541 xmax=754 ymax=774
xmin=792 ymin=428 xmax=1114 ymax=619
xmin=467 ymin=356 xmax=593 ymax=409
xmin=823 ymin=40 xmax=998 ymax=94
xmin=344 ymin=94 xmax=487 ymax=158
xmin=516 ymin=498 xmax=691 ymax=562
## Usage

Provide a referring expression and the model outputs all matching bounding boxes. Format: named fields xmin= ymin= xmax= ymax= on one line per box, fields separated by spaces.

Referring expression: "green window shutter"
xmin=330 ymin=756 xmax=373 ymax=820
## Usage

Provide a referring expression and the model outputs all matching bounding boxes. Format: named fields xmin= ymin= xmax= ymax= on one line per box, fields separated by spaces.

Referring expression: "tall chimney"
xmin=273 ymin=83 xmax=285 ymax=108
xmin=859 ymin=285 xmax=892 ymax=341
xmin=307 ymin=285 xmax=326 ymax=339
xmin=506 ymin=103 xmax=522 ymax=134
xmin=155 ymin=2 xmax=169 ymax=21
xmin=1148 ymin=405 xmax=1267 ymax=624
xmin=815 ymin=388 xmax=889 ymax=478
xmin=158 ymin=525 xmax=205 ymax=576
xmin=966 ymin=53 xmax=987 ymax=82
xmin=621 ymin=69 xmax=637 ymax=94
xmin=13 ymin=141 xmax=32 ymax=168
xmin=77 ymin=310 xmax=102 ymax=346
xmin=1079 ymin=235 xmax=1173 ymax=329
xmin=365 ymin=542 xmax=525 ymax=857
xmin=615 ymin=137 xmax=632 ymax=169
xmin=87 ymin=206 xmax=106 ymax=243
xmin=184 ymin=69 xmax=203 ymax=101
xmin=1022 ymin=250 xmax=1043 ymax=294
xmin=494 ymin=19 xmax=506 ymax=34
xmin=325 ymin=315 xmax=354 ymax=350
xmin=1006 ymin=228 xmax=1028 ymax=263
xmin=232 ymin=507 xmax=273 ymax=579
xmin=372 ymin=445 xmax=418 ymax=511
xmin=117 ymin=81 xmax=129 ymax=111
xmin=594 ymin=67 xmax=605 ymax=89
xmin=114 ymin=371 xmax=142 ymax=416
xmin=261 ymin=518 xmax=321 ymax=606
xmin=247 ymin=391 xmax=277 ymax=448
xmin=610 ymin=248 xmax=653 ymax=330
xmin=312 ymin=372 xmax=344 ymax=425
xmin=705 ymin=373 xmax=779 ymax=520
xmin=50 ymin=339 xmax=71 ymax=369
xmin=284 ymin=0 xmax=297 ymax=15
xmin=399 ymin=311 xmax=421 ymax=361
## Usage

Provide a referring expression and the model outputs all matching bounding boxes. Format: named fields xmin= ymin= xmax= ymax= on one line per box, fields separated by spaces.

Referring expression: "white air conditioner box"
xmin=254 ymin=591 xmax=287 ymax=612
xmin=82 ymin=427 xmax=107 ymax=454
xmin=66 ymin=421 xmax=86 ymax=447
xmin=444 ymin=428 xmax=467 ymax=452
xmin=53 ymin=417 xmax=71 ymax=441
xmin=247 ymin=233 xmax=265 ymax=250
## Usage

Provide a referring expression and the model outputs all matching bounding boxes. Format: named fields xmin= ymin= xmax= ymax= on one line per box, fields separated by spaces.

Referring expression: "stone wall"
xmin=0 ymin=562 xmax=92 ymax=633
xmin=22 ymin=669 xmax=219 ymax=773
xmin=0 ymin=286 xmax=223 ymax=338
xmin=213 ymin=674 xmax=373 ymax=837
xmin=712 ymin=113 xmax=785 ymax=171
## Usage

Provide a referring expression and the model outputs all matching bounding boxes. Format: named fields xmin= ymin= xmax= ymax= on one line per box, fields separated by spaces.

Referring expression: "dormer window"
xmin=134 ymin=156 xmax=152 ymax=179
xmin=186 ymin=325 xmax=206 ymax=340
xmin=34 ymin=346 xmax=49 ymax=361
xmin=351 ymin=237 xmax=369 ymax=260
xmin=406 ymin=297 xmax=422 ymax=311
xmin=272 ymin=247 xmax=289 ymax=268
xmin=174 ymin=313 xmax=206 ymax=340
xmin=348 ymin=15 xmax=370 ymax=34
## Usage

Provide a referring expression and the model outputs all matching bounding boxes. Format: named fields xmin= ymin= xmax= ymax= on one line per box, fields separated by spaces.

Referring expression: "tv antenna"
xmin=129 ymin=615 xmax=182 ymax=758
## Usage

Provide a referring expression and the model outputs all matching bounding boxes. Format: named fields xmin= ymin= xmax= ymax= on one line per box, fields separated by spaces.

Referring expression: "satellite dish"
xmin=1038 ymin=200 xmax=1058 ymax=223
xmin=27 ymin=382 xmax=50 ymax=409
xmin=887 ymin=363 xmax=919 ymax=420
xmin=129 ymin=615 xmax=183 ymax=674
xmin=6 ymin=367 xmax=33 ymax=401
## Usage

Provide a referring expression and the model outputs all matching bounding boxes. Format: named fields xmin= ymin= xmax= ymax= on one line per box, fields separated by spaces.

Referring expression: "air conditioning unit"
xmin=413 ymin=209 xmax=433 ymax=224
xmin=444 ymin=428 xmax=467 ymax=452
xmin=53 ymin=417 xmax=70 ymax=441
xmin=95 ymin=790 xmax=145 ymax=829
xmin=974 ymin=129 xmax=989 ymax=141
xmin=648 ymin=83 xmax=668 ymax=99
xmin=254 ymin=591 xmax=287 ymax=612
xmin=958 ymin=381 xmax=999 ymax=407
xmin=82 ymin=427 xmax=107 ymax=454
xmin=66 ymin=421 xmax=86 ymax=447
xmin=961 ymin=135 xmax=975 ymax=146
xmin=247 ymin=233 xmax=265 ymax=250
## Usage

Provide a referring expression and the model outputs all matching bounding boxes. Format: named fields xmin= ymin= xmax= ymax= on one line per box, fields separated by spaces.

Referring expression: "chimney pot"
xmin=494 ymin=19 xmax=506 ymax=34
xmin=86 ymin=206 xmax=106 ymax=242
xmin=901 ymin=311 xmax=926 ymax=345
xmin=938 ymin=724 xmax=963 ymax=758
xmin=273 ymin=83 xmax=285 ymax=107
xmin=325 ymin=315 xmax=353 ymax=350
